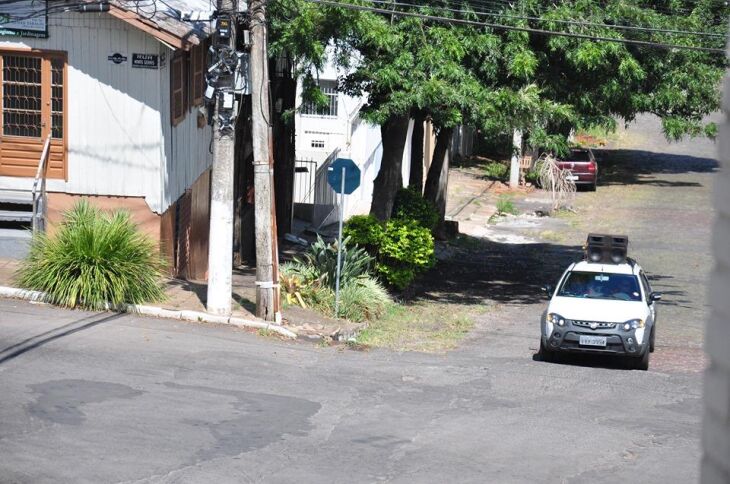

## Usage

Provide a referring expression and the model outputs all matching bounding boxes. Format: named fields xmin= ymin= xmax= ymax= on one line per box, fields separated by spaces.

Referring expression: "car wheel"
xmin=539 ymin=339 xmax=555 ymax=363
xmin=650 ymin=326 xmax=656 ymax=353
xmin=633 ymin=348 xmax=650 ymax=371
xmin=589 ymin=181 xmax=597 ymax=191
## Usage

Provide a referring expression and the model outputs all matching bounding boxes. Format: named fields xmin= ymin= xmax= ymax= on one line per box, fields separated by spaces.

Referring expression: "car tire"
xmin=539 ymin=339 xmax=555 ymax=363
xmin=650 ymin=326 xmax=656 ymax=353
xmin=589 ymin=181 xmax=597 ymax=191
xmin=633 ymin=348 xmax=650 ymax=371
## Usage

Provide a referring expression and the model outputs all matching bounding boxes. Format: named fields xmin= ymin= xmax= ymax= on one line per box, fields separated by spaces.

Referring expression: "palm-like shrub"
xmin=291 ymin=235 xmax=373 ymax=289
xmin=16 ymin=200 xmax=167 ymax=310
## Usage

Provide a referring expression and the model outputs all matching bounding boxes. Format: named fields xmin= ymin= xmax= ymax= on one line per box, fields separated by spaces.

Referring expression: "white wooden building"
xmin=0 ymin=0 xmax=214 ymax=279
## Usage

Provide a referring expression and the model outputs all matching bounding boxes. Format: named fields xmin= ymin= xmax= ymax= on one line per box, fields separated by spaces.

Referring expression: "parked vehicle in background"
xmin=556 ymin=148 xmax=598 ymax=191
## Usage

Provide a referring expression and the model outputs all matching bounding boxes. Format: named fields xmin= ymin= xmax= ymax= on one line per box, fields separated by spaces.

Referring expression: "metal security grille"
xmin=301 ymin=81 xmax=338 ymax=117
xmin=51 ymin=58 xmax=63 ymax=139
xmin=2 ymin=55 xmax=42 ymax=137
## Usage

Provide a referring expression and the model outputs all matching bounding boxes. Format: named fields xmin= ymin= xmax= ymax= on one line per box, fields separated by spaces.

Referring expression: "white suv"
xmin=540 ymin=258 xmax=662 ymax=370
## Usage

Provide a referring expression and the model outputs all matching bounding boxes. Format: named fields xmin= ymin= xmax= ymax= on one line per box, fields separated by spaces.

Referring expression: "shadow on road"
xmin=408 ymin=237 xmax=583 ymax=306
xmin=0 ymin=312 xmax=125 ymax=365
xmin=532 ymin=350 xmax=642 ymax=371
xmin=595 ymin=149 xmax=718 ymax=187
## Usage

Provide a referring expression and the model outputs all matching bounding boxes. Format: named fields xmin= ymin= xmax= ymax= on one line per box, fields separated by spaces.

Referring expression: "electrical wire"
xmin=378 ymin=0 xmax=729 ymax=38
xmin=305 ymin=0 xmax=727 ymax=53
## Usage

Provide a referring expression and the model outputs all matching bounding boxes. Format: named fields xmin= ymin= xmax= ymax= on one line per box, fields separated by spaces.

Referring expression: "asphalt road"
xmin=0 ymin=114 xmax=714 ymax=483
xmin=0 ymin=299 xmax=702 ymax=483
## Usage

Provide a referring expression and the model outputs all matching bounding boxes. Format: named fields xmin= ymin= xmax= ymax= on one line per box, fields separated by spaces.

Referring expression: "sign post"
xmin=327 ymin=158 xmax=361 ymax=319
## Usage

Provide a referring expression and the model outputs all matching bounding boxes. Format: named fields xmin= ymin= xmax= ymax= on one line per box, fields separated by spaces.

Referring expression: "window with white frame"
xmin=302 ymin=80 xmax=338 ymax=117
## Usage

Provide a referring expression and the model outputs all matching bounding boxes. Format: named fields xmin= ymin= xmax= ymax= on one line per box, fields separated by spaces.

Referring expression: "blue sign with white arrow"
xmin=327 ymin=158 xmax=361 ymax=195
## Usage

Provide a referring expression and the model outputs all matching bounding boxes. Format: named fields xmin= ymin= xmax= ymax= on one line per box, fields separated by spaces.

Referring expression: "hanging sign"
xmin=0 ymin=0 xmax=48 ymax=38
xmin=132 ymin=53 xmax=159 ymax=69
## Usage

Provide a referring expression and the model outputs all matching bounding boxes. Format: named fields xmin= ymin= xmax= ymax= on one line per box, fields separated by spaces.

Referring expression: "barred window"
xmin=302 ymin=80 xmax=338 ymax=117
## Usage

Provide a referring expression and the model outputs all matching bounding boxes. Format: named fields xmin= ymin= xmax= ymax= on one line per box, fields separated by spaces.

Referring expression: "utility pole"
xmin=250 ymin=0 xmax=281 ymax=322
xmin=206 ymin=0 xmax=238 ymax=315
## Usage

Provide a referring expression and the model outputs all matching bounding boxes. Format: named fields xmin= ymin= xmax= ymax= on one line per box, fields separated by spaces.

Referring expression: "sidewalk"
xmin=0 ymin=257 xmax=361 ymax=342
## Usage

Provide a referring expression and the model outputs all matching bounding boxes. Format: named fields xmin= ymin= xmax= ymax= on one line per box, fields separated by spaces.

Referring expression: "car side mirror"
xmin=543 ymin=285 xmax=553 ymax=298
xmin=649 ymin=292 xmax=662 ymax=303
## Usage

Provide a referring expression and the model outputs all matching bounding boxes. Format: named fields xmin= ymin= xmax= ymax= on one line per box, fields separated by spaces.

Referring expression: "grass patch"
xmin=538 ymin=230 xmax=564 ymax=243
xmin=356 ymin=302 xmax=476 ymax=352
xmin=496 ymin=195 xmax=519 ymax=215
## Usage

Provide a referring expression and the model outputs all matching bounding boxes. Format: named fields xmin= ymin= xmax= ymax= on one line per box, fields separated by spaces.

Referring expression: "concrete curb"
xmin=0 ymin=285 xmax=297 ymax=339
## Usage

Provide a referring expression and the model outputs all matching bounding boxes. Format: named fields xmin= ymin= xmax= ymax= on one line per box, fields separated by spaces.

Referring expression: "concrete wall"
xmin=703 ymin=72 xmax=730 ymax=483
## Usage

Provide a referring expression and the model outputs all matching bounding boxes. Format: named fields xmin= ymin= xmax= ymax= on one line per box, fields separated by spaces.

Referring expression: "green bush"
xmin=342 ymin=215 xmax=384 ymax=253
xmin=484 ymin=162 xmax=508 ymax=180
xmin=392 ymin=187 xmax=439 ymax=230
xmin=291 ymin=235 xmax=373 ymax=289
xmin=280 ymin=259 xmax=391 ymax=323
xmin=496 ymin=195 xmax=518 ymax=215
xmin=338 ymin=277 xmax=392 ymax=322
xmin=16 ymin=200 xmax=166 ymax=310
xmin=525 ymin=160 xmax=543 ymax=187
xmin=344 ymin=216 xmax=435 ymax=290
xmin=377 ymin=220 xmax=435 ymax=290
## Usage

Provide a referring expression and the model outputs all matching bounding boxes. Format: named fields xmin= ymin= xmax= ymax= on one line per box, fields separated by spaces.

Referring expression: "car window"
xmin=558 ymin=271 xmax=642 ymax=301
xmin=567 ymin=150 xmax=591 ymax=161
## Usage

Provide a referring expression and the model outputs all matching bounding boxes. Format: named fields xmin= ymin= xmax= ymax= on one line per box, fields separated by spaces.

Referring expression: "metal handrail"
xmin=31 ymin=134 xmax=52 ymax=233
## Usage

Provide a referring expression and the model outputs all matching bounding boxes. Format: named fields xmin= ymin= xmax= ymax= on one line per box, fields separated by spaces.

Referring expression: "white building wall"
xmin=0 ymin=12 xmax=212 ymax=214
xmin=703 ymin=71 xmax=730 ymax=483
xmin=294 ymin=72 xmax=414 ymax=221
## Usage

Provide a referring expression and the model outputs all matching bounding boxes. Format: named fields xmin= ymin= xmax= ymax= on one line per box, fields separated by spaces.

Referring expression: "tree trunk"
xmin=370 ymin=114 xmax=411 ymax=220
xmin=271 ymin=56 xmax=296 ymax=237
xmin=408 ymin=112 xmax=425 ymax=192
xmin=424 ymin=127 xmax=453 ymax=224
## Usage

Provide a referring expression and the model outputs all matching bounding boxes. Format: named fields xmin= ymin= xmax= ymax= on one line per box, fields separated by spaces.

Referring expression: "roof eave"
xmin=108 ymin=5 xmax=200 ymax=51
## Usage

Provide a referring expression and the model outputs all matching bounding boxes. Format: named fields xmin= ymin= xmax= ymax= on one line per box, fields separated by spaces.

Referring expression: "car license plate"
xmin=566 ymin=174 xmax=579 ymax=181
xmin=579 ymin=335 xmax=607 ymax=347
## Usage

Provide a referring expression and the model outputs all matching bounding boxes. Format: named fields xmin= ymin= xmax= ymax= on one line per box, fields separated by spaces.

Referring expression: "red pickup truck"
xmin=556 ymin=148 xmax=598 ymax=191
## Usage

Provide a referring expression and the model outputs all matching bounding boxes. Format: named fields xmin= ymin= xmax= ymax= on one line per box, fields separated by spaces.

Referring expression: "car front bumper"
xmin=543 ymin=327 xmax=647 ymax=356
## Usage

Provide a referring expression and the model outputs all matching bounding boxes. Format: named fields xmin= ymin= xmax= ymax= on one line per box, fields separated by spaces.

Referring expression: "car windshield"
xmin=558 ymin=271 xmax=642 ymax=301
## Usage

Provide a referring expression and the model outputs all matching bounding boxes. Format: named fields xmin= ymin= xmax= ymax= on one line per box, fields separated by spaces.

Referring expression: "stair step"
xmin=0 ymin=189 xmax=33 ymax=205
xmin=0 ymin=210 xmax=33 ymax=222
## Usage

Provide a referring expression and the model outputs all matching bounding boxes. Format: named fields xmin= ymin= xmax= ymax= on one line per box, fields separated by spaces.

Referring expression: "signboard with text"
xmin=132 ymin=54 xmax=159 ymax=69
xmin=0 ymin=0 xmax=47 ymax=39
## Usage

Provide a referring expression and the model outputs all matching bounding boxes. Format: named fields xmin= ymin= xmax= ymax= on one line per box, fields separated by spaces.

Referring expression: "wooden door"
xmin=0 ymin=52 xmax=66 ymax=179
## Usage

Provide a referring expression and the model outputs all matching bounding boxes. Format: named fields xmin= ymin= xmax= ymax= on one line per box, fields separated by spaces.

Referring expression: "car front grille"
xmin=568 ymin=320 xmax=616 ymax=330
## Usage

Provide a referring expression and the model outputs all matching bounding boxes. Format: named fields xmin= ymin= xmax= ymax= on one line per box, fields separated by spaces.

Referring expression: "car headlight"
xmin=622 ymin=319 xmax=644 ymax=331
xmin=548 ymin=313 xmax=566 ymax=327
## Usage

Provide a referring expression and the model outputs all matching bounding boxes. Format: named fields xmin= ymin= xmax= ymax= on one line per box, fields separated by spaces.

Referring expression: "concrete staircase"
xmin=0 ymin=190 xmax=33 ymax=260
xmin=0 ymin=189 xmax=33 ymax=225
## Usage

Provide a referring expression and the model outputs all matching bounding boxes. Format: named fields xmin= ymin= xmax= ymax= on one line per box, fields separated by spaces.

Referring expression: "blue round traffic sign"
xmin=327 ymin=158 xmax=361 ymax=195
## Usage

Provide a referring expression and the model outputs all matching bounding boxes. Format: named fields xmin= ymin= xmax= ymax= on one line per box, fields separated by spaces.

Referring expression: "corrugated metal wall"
xmin=0 ymin=12 xmax=213 ymax=215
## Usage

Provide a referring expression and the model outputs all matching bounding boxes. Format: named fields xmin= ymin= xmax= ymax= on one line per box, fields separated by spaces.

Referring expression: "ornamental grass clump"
xmin=16 ymin=200 xmax=167 ymax=310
